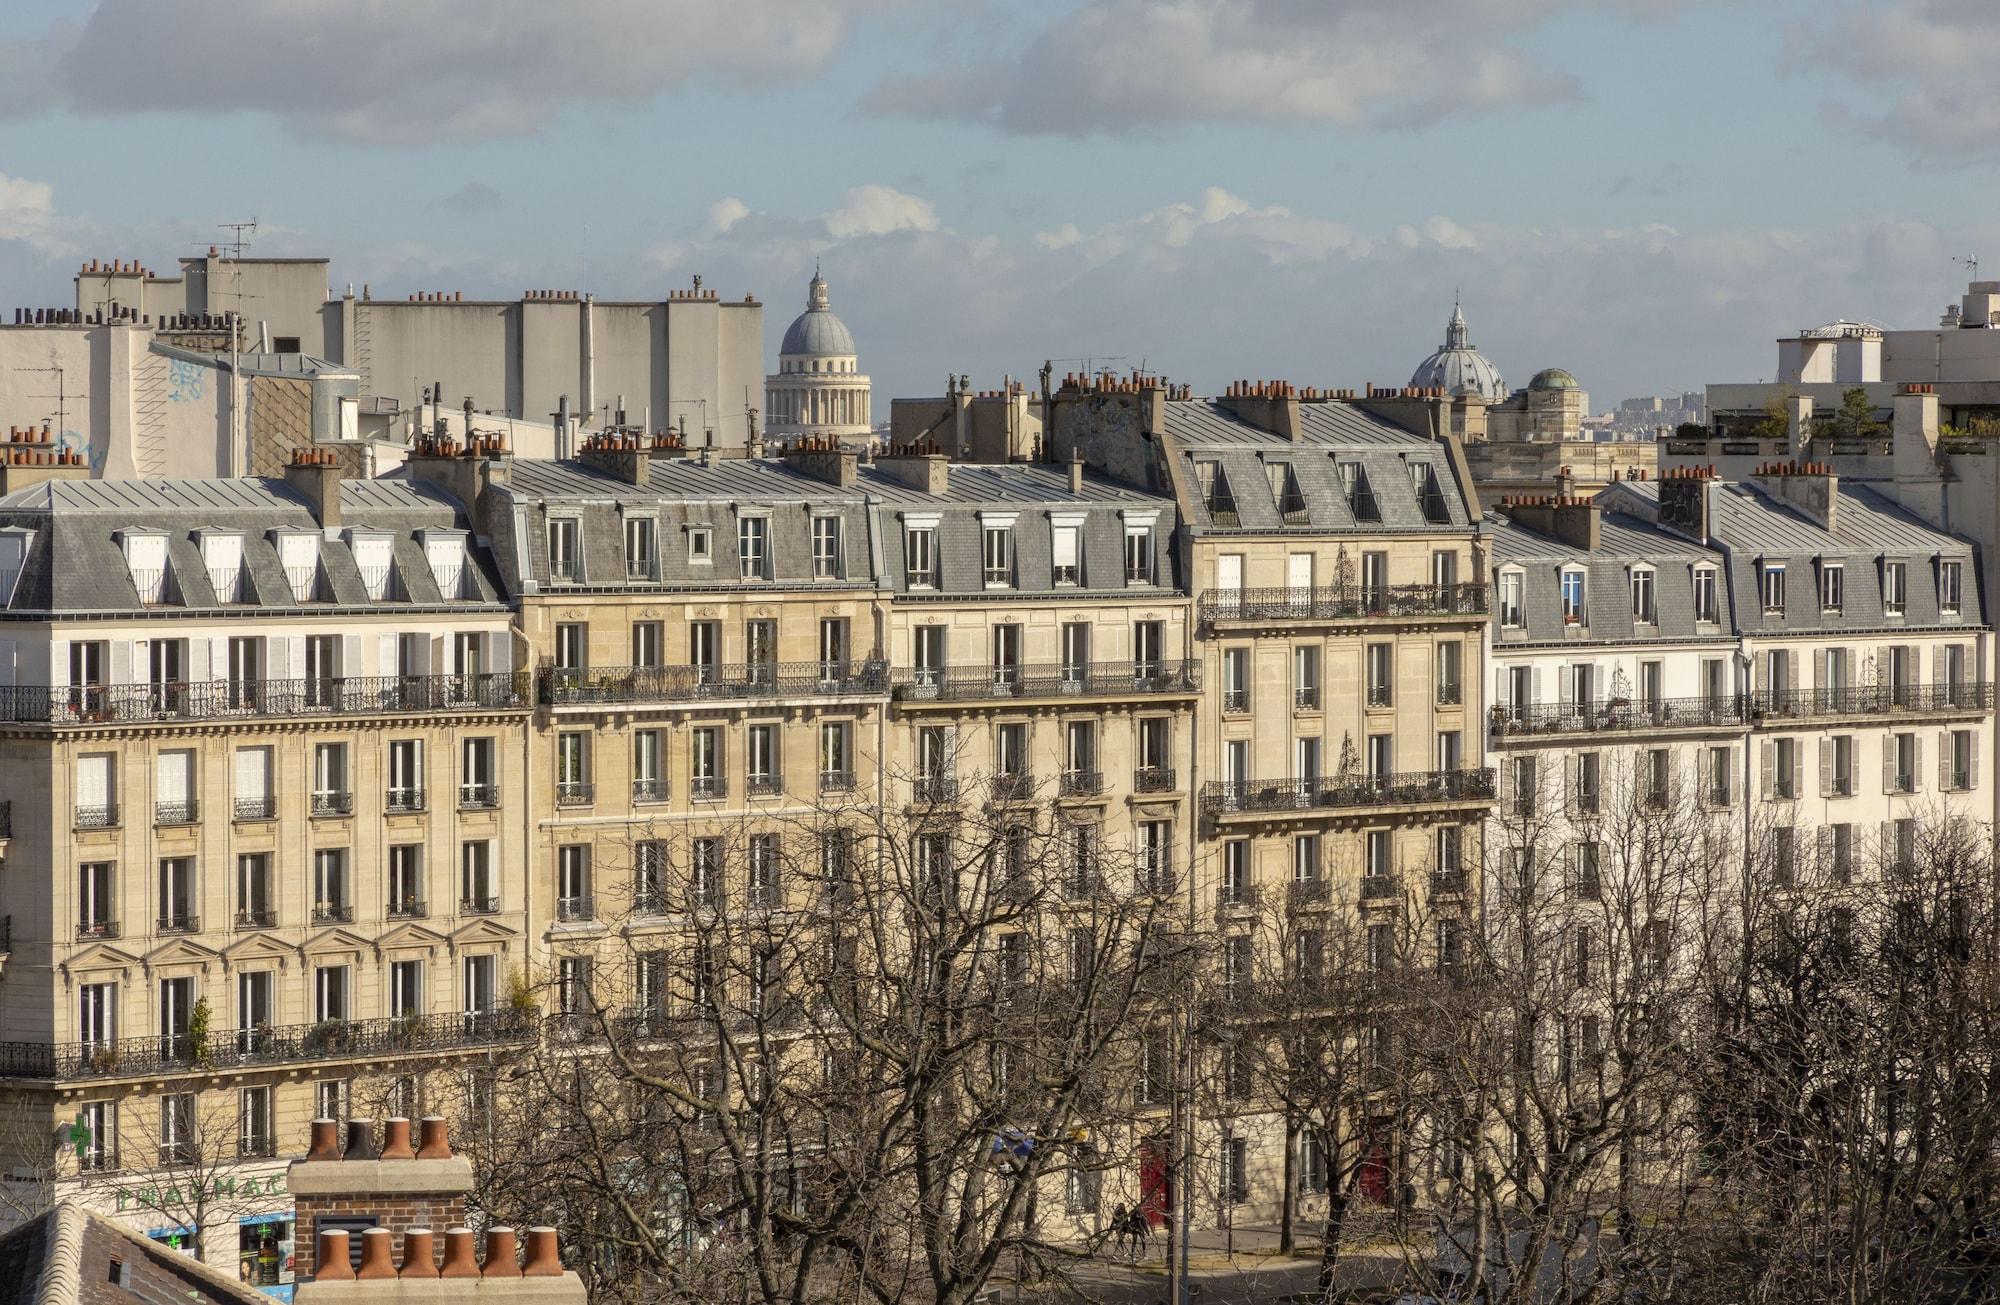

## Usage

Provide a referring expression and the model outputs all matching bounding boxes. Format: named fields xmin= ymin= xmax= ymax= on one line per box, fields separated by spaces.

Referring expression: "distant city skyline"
xmin=2 ymin=0 xmax=1996 ymax=406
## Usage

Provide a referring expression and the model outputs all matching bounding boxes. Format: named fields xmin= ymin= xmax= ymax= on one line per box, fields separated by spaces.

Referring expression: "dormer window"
xmin=1051 ymin=513 xmax=1084 ymax=585
xmin=1559 ymin=568 xmax=1586 ymax=624
xmin=1337 ymin=461 xmax=1380 ymax=523
xmin=1761 ymin=563 xmax=1785 ymax=615
xmin=1194 ymin=460 xmax=1238 ymax=527
xmin=737 ymin=513 xmax=769 ymax=581
xmin=347 ymin=530 xmax=395 ymax=602
xmin=625 ymin=515 xmax=657 ymax=580
xmin=272 ymin=529 xmax=323 ymax=603
xmin=1629 ymin=566 xmax=1655 ymax=623
xmin=1941 ymin=558 xmax=1963 ymax=615
xmin=1498 ymin=570 xmax=1524 ymax=628
xmin=548 ymin=518 xmax=579 ymax=582
xmin=421 ymin=529 xmax=469 ymax=600
xmin=811 ymin=515 xmax=842 ymax=580
xmin=0 ymin=528 xmax=28 ymax=607
xmin=687 ymin=526 xmax=712 ymax=563
xmin=980 ymin=512 xmax=1018 ymax=588
xmin=1411 ymin=462 xmax=1451 ymax=525
xmin=1266 ymin=462 xmax=1306 ymax=525
xmin=1819 ymin=561 xmax=1844 ymax=614
xmin=1693 ymin=566 xmax=1718 ymax=623
xmin=200 ymin=531 xmax=244 ymax=603
xmin=904 ymin=514 xmax=938 ymax=589
xmin=1882 ymin=559 xmax=1907 ymax=616
xmin=117 ymin=529 xmax=169 ymax=605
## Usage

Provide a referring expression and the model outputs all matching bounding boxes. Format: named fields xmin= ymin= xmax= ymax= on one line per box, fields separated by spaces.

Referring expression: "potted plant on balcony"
xmin=393 ymin=1012 xmax=424 ymax=1047
xmin=508 ymin=968 xmax=540 ymax=1024
xmin=88 ymin=1046 xmax=119 ymax=1073
xmin=304 ymin=1019 xmax=350 ymax=1054
xmin=186 ymin=998 xmax=213 ymax=1069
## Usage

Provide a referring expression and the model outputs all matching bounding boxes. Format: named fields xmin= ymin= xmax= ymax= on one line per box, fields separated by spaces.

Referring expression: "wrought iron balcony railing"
xmin=556 ymin=895 xmax=596 ymax=923
xmin=76 ymin=919 xmax=119 ymax=940
xmin=0 ymin=673 xmax=528 ymax=726
xmin=1294 ymin=686 xmax=1320 ymax=710
xmin=384 ymin=786 xmax=425 ymax=814
xmin=989 ymin=773 xmax=1035 ymax=803
xmin=819 ymin=770 xmax=856 ymax=795
xmin=1491 ymin=684 xmax=1994 ymax=739
xmin=458 ymin=782 xmax=501 ymax=810
xmin=310 ymin=791 xmax=353 ymax=818
xmin=154 ymin=800 xmax=198 ymax=826
xmin=1135 ymin=766 xmax=1177 ymax=793
xmin=555 ymin=782 xmax=594 ymax=807
xmin=1358 ymin=874 xmax=1401 ymax=902
xmin=1201 ymin=767 xmax=1496 ymax=818
xmin=75 ymin=805 xmax=117 ymax=830
xmin=892 ymin=660 xmax=1200 ymax=703
xmin=1200 ymin=583 xmax=1489 ymax=624
xmin=542 ymin=659 xmax=887 ymax=706
xmin=747 ymin=775 xmax=783 ymax=798
xmin=1060 ymin=769 xmax=1105 ymax=798
xmin=690 ymin=776 xmax=726 ymax=801
xmin=1751 ymin=682 xmax=1993 ymax=721
xmin=460 ymin=895 xmax=501 ymax=915
xmin=386 ymin=899 xmax=427 ymax=920
xmin=0 ymin=1009 xmax=536 ymax=1081
xmin=1216 ymin=883 xmax=1261 ymax=911
xmin=632 ymin=777 xmax=670 ymax=803
xmin=235 ymin=908 xmax=277 ymax=929
xmin=312 ymin=903 xmax=354 ymax=925
xmin=157 ymin=913 xmax=199 ymax=935
xmin=913 ymin=776 xmax=959 ymax=805
xmin=234 ymin=796 xmax=275 ymax=821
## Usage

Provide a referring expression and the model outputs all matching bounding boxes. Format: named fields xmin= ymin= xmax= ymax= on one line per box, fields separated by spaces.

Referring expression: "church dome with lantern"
xmin=766 ymin=269 xmax=872 ymax=445
xmin=1409 ymin=299 xmax=1509 ymax=403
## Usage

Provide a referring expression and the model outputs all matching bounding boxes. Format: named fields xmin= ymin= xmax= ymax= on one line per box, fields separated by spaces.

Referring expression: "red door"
xmin=1359 ymin=1136 xmax=1391 ymax=1205
xmin=1139 ymin=1139 xmax=1170 ymax=1228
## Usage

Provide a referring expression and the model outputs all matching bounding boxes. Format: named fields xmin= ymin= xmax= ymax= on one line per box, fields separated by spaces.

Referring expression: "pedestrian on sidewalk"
xmin=1129 ymin=1207 xmax=1152 ymax=1259
xmin=1109 ymin=1204 xmax=1131 ymax=1258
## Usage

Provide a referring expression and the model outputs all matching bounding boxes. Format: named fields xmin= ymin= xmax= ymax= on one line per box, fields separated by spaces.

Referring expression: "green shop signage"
xmin=113 ymin=1172 xmax=289 ymax=1213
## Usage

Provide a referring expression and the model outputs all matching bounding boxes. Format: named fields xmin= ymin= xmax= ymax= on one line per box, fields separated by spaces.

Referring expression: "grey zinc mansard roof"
xmin=1486 ymin=506 xmax=1734 ymax=646
xmin=1603 ymin=478 xmax=1984 ymax=635
xmin=0 ymin=475 xmax=508 ymax=615
xmin=1163 ymin=399 xmax=1476 ymax=533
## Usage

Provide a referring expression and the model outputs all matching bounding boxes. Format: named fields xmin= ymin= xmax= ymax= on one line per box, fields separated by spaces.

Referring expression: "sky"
xmin=2 ymin=0 xmax=1999 ymax=407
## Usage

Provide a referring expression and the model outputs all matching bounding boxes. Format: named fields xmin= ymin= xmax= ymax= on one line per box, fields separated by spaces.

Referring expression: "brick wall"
xmin=293 ymin=1189 xmax=465 ymax=1279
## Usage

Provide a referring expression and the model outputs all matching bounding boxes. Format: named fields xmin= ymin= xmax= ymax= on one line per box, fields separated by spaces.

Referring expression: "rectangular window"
xmin=738 ymin=515 xmax=769 ymax=580
xmin=388 ymin=844 xmax=423 ymax=915
xmin=1052 ymin=523 xmax=1080 ymax=585
xmin=1775 ymin=737 xmax=1797 ymax=799
xmin=1831 ymin=735 xmax=1854 ymax=795
xmin=311 ymin=743 xmax=350 ymax=815
xmin=748 ymin=723 xmax=781 ymax=794
xmin=1575 ymin=751 xmax=1600 ymax=812
xmin=749 ymin=834 xmax=781 ymax=907
xmin=161 ymin=1093 xmax=195 ymax=1166
xmin=1366 ymin=643 xmax=1393 ymax=707
xmin=1893 ymin=731 xmax=1917 ymax=793
xmin=557 ymin=957 xmax=591 ymax=1016
xmin=557 ymin=844 xmax=592 ymax=920
xmin=312 ymin=849 xmax=350 ymax=922
xmin=389 ymin=960 xmax=423 ymax=1018
xmin=1134 ymin=620 xmax=1165 ymax=675
xmin=556 ymin=732 xmax=591 ymax=805
xmin=387 ymin=738 xmax=423 ymax=812
xmin=631 ymin=621 xmax=663 ymax=668
xmin=460 ymin=840 xmax=495 ymax=912
xmin=80 ymin=982 xmax=116 ymax=1047
xmin=77 ymin=1100 xmax=114 ymax=1171
xmin=624 ymin=515 xmax=655 ymax=579
xmin=1631 ymin=569 xmax=1655 ymax=622
xmin=547 ymin=518 xmax=579 ymax=581
xmin=1560 ymin=570 xmax=1586 ymax=623
xmin=1220 ymin=840 xmax=1251 ymax=905
xmin=1124 ymin=527 xmax=1153 ymax=584
xmin=158 ymin=857 xmax=194 ymax=932
xmin=78 ymin=862 xmax=115 ymax=937
xmin=1832 ymin=823 xmax=1854 ymax=883
xmin=1820 ymin=562 xmax=1844 ymax=614
xmin=1436 ymin=641 xmax=1461 ymax=705
xmin=820 ymin=721 xmax=853 ymax=790
xmin=1709 ymin=746 xmax=1732 ymax=805
xmin=811 ymin=515 xmax=841 ymax=579
xmin=905 ymin=526 xmax=936 ymax=587
xmin=315 ymin=965 xmax=350 ymax=1023
xmin=1883 ymin=560 xmax=1907 ymax=615
xmin=1499 ymin=572 xmax=1524 ymax=628
xmin=237 ymin=853 xmax=273 ymax=926
xmin=692 ymin=726 xmax=724 ymax=798
xmin=982 ymin=526 xmax=1012 ymax=586
xmin=1693 ymin=567 xmax=1718 ymax=623
xmin=1942 ymin=559 xmax=1963 ymax=615
xmin=1950 ymin=728 xmax=1976 ymax=791
xmin=1762 ymin=564 xmax=1786 ymax=614
xmin=1293 ymin=645 xmax=1320 ymax=710
xmin=1337 ymin=461 xmax=1379 ymax=522
xmin=1222 ymin=647 xmax=1250 ymax=712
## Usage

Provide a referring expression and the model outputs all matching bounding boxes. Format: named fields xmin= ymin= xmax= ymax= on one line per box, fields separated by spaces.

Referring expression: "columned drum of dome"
xmin=766 ymin=271 xmax=874 ymax=447
xmin=1409 ymin=300 xmax=1509 ymax=403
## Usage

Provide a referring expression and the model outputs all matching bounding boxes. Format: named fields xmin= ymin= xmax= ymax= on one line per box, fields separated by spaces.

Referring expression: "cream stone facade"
xmin=0 ymin=456 xmax=529 ymax=1267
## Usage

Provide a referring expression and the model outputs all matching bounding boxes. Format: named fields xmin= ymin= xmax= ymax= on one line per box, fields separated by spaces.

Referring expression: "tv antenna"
xmin=15 ymin=357 xmax=83 ymax=441
xmin=218 ymin=219 xmax=258 ymax=260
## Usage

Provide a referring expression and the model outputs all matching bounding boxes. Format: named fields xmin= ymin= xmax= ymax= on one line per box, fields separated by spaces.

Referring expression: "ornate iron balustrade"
xmin=1751 ymin=682 xmax=1994 ymax=721
xmin=157 ymin=913 xmax=199 ymax=935
xmin=913 ymin=776 xmax=959 ymax=805
xmin=76 ymin=920 xmax=119 ymax=940
xmin=460 ymin=896 xmax=501 ymax=915
xmin=0 ymin=1009 xmax=536 ymax=1081
xmin=892 ymin=660 xmax=1200 ymax=704
xmin=235 ymin=908 xmax=278 ymax=928
xmin=556 ymin=895 xmax=596 ymax=923
xmin=385 ymin=786 xmax=425 ymax=814
xmin=234 ymin=796 xmax=275 ymax=821
xmin=1491 ymin=696 xmax=1740 ymax=738
xmin=689 ymin=776 xmax=727 ymax=801
xmin=1216 ymin=883 xmax=1261 ymax=911
xmin=1201 ymin=767 xmax=1496 ymax=818
xmin=154 ymin=800 xmax=198 ymax=826
xmin=75 ymin=805 xmax=117 ymax=830
xmin=0 ymin=673 xmax=528 ymax=725
xmin=1135 ymin=766 xmax=1177 ymax=794
xmin=1200 ymin=583 xmax=1489 ymax=624
xmin=312 ymin=903 xmax=354 ymax=925
xmin=386 ymin=899 xmax=427 ymax=920
xmin=542 ymin=659 xmax=887 ymax=706
xmin=990 ymin=773 xmax=1036 ymax=803
xmin=555 ymin=782 xmax=594 ymax=807
xmin=1358 ymin=874 xmax=1401 ymax=902
xmin=632 ymin=778 xmax=670 ymax=803
xmin=746 ymin=775 xmax=783 ymax=798
xmin=819 ymin=771 xmax=856 ymax=795
xmin=310 ymin=791 xmax=353 ymax=818
xmin=1060 ymin=769 xmax=1105 ymax=798
xmin=458 ymin=783 xmax=501 ymax=810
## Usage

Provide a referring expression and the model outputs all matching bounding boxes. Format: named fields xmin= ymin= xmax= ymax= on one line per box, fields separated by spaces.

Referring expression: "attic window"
xmin=1265 ymin=462 xmax=1307 ymax=525
xmin=1337 ymin=462 xmax=1380 ymax=523
xmin=1411 ymin=462 xmax=1451 ymax=525
xmin=347 ymin=530 xmax=395 ymax=602
xmin=423 ymin=530 xmax=469 ymax=599
xmin=116 ymin=530 xmax=170 ymax=604
xmin=272 ymin=530 xmax=323 ymax=602
xmin=0 ymin=528 xmax=28 ymax=607
xmin=1194 ymin=460 xmax=1239 ymax=527
xmin=201 ymin=532 xmax=245 ymax=603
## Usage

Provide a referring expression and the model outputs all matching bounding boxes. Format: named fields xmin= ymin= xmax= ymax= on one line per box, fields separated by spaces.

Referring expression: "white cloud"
xmin=824 ymin=185 xmax=941 ymax=239
xmin=1794 ymin=2 xmax=2000 ymax=165
xmin=862 ymin=0 xmax=1620 ymax=135
xmin=0 ymin=173 xmax=60 ymax=247
xmin=0 ymin=0 xmax=886 ymax=144
xmin=708 ymin=197 xmax=751 ymax=235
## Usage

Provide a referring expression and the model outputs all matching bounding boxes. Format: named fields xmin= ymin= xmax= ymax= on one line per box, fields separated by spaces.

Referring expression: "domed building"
xmin=765 ymin=270 xmax=873 ymax=447
xmin=1409 ymin=300 xmax=1509 ymax=402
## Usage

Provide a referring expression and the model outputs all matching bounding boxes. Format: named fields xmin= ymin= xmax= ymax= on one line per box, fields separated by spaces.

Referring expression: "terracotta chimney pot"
xmin=356 ymin=1228 xmax=399 ymax=1280
xmin=306 ymin=1118 xmax=340 ymax=1161
xmin=317 ymin=1230 xmax=355 ymax=1281
xmin=483 ymin=1226 xmax=522 ymax=1278
xmin=401 ymin=1229 xmax=439 ymax=1278
xmin=522 ymin=1227 xmax=564 ymax=1277
xmin=382 ymin=1117 xmax=415 ymax=1159
xmin=440 ymin=1228 xmax=482 ymax=1279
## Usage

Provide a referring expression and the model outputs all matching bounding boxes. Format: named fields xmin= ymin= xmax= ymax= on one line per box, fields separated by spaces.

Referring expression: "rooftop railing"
xmin=542 ymin=659 xmax=887 ymax=707
xmin=0 ymin=673 xmax=528 ymax=726
xmin=1490 ymin=683 xmax=1994 ymax=739
xmin=1201 ymin=767 xmax=1496 ymax=819
xmin=0 ymin=1009 xmax=536 ymax=1081
xmin=892 ymin=660 xmax=1200 ymax=703
xmin=1199 ymin=583 xmax=1488 ymax=624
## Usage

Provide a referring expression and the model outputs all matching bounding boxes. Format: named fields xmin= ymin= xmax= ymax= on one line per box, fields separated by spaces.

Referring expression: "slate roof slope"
xmin=1603 ymin=479 xmax=1985 ymax=636
xmin=1486 ymin=507 xmax=1734 ymax=646
xmin=0 ymin=477 xmax=507 ymax=616
xmin=1161 ymin=399 xmax=1475 ymax=533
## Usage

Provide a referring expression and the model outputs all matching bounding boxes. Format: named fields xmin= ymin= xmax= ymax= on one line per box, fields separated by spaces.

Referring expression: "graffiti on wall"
xmin=167 ymin=358 xmax=207 ymax=403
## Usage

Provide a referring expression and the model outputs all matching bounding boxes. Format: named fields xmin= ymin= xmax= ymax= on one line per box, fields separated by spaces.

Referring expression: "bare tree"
xmin=465 ymin=773 xmax=1190 ymax=1304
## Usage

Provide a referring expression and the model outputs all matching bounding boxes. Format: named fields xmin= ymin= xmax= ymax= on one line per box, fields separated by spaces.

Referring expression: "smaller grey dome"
xmin=1529 ymin=367 xmax=1580 ymax=391
xmin=780 ymin=272 xmax=856 ymax=357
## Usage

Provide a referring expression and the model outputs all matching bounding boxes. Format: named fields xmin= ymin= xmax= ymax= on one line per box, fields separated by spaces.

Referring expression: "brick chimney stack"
xmin=283 ymin=447 xmax=344 ymax=528
xmin=291 ymin=1117 xmax=584 ymax=1303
